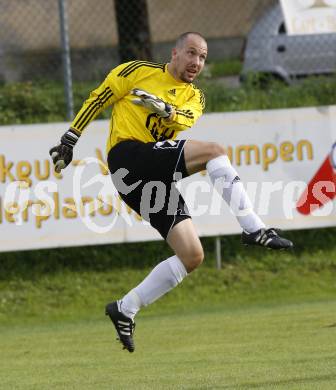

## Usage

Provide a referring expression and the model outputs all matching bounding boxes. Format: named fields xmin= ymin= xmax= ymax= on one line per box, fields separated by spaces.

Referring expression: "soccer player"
xmin=49 ymin=32 xmax=293 ymax=353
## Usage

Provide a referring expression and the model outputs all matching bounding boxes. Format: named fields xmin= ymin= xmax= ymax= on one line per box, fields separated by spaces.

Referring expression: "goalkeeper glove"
xmin=131 ymin=88 xmax=173 ymax=119
xmin=49 ymin=129 xmax=80 ymax=173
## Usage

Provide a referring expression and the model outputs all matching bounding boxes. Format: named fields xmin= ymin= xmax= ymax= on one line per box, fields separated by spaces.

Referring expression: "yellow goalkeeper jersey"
xmin=70 ymin=61 xmax=205 ymax=154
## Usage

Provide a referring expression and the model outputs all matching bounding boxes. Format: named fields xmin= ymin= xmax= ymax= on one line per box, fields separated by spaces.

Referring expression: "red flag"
xmin=296 ymin=143 xmax=336 ymax=215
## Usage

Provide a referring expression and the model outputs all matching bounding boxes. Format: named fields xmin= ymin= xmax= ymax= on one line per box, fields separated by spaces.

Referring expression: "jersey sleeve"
xmin=70 ymin=62 xmax=134 ymax=133
xmin=163 ymin=87 xmax=205 ymax=132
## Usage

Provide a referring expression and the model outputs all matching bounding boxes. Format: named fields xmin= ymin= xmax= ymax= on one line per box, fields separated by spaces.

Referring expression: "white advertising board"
xmin=0 ymin=105 xmax=336 ymax=252
xmin=280 ymin=0 xmax=336 ymax=34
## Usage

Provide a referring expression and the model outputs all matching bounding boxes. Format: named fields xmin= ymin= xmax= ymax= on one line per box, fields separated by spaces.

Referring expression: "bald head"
xmin=175 ymin=32 xmax=207 ymax=49
xmin=168 ymin=32 xmax=208 ymax=83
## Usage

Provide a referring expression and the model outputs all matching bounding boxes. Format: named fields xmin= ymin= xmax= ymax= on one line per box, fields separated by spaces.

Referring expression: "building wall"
xmin=0 ymin=0 xmax=275 ymax=50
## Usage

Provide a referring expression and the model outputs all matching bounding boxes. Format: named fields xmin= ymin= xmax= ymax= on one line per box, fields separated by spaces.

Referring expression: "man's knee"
xmin=179 ymin=246 xmax=204 ymax=273
xmin=206 ymin=142 xmax=226 ymax=161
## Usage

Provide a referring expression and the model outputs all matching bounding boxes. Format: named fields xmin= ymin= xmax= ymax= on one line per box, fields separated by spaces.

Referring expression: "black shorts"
xmin=107 ymin=139 xmax=191 ymax=239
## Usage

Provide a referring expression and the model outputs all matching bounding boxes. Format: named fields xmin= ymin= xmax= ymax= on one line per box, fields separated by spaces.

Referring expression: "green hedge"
xmin=1 ymin=227 xmax=336 ymax=280
xmin=1 ymin=75 xmax=336 ymax=125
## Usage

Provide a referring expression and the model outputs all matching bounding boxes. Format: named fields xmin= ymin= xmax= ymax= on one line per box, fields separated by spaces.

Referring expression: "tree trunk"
xmin=114 ymin=0 xmax=153 ymax=62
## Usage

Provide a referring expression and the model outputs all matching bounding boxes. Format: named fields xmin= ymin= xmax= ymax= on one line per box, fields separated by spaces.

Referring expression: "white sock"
xmin=206 ymin=155 xmax=265 ymax=233
xmin=119 ymin=255 xmax=187 ymax=319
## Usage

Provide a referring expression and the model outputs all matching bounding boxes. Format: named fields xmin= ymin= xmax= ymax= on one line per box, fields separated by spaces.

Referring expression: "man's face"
xmin=171 ymin=35 xmax=208 ymax=83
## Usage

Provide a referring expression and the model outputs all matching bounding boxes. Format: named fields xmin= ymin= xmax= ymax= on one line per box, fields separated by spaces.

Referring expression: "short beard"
xmin=179 ymin=72 xmax=194 ymax=83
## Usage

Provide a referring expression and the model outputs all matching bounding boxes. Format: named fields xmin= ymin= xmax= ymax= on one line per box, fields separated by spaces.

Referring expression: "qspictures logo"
xmin=0 ymin=150 xmax=140 ymax=231
xmin=1 ymin=139 xmax=334 ymax=237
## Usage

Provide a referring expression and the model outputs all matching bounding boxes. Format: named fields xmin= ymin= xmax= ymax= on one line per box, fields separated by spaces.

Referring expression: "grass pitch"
xmin=1 ymin=299 xmax=336 ymax=389
xmin=1 ymin=228 xmax=336 ymax=389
